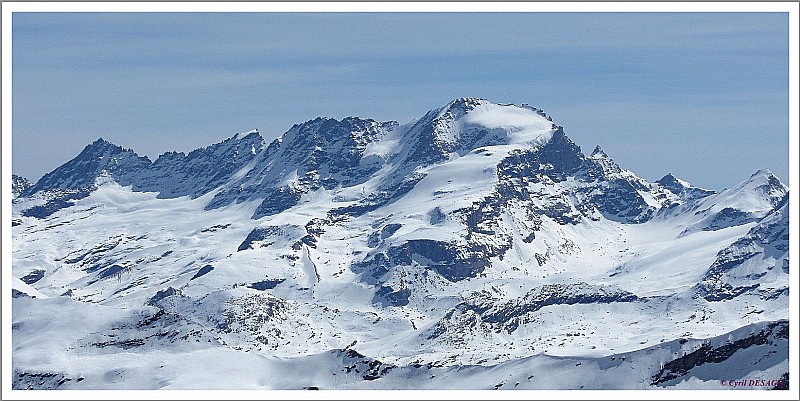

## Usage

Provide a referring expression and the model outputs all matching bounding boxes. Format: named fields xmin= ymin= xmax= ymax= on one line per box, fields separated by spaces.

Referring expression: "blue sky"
xmin=12 ymin=12 xmax=789 ymax=190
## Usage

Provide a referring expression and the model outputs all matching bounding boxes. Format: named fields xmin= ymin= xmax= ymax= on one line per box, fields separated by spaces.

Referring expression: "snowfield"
xmin=9 ymin=98 xmax=791 ymax=393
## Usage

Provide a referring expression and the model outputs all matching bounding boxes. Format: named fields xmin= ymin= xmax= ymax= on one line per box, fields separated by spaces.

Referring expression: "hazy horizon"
xmin=12 ymin=12 xmax=789 ymax=190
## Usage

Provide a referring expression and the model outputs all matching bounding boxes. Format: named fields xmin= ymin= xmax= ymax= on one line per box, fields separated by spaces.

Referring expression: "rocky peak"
xmin=744 ymin=169 xmax=786 ymax=191
xmin=445 ymin=97 xmax=486 ymax=113
xmin=87 ymin=137 xmax=117 ymax=149
xmin=520 ymin=103 xmax=552 ymax=121
xmin=657 ymin=173 xmax=716 ymax=198
xmin=232 ymin=129 xmax=260 ymax=140
xmin=585 ymin=145 xmax=622 ymax=177
xmin=75 ymin=138 xmax=136 ymax=162
xmin=731 ymin=169 xmax=787 ymax=209
xmin=656 ymin=173 xmax=689 ymax=192
xmin=11 ymin=175 xmax=32 ymax=198
xmin=25 ymin=138 xmax=151 ymax=195
xmin=590 ymin=145 xmax=608 ymax=158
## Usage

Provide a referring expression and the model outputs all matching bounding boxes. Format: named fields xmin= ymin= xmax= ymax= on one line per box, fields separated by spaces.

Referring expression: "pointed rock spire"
xmin=590 ymin=145 xmax=608 ymax=158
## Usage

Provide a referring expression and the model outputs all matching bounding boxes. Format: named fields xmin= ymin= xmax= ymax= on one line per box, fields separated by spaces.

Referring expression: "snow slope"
xmin=10 ymin=98 xmax=790 ymax=391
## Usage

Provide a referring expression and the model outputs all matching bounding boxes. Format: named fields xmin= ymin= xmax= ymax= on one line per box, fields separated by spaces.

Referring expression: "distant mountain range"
xmin=11 ymin=98 xmax=789 ymax=390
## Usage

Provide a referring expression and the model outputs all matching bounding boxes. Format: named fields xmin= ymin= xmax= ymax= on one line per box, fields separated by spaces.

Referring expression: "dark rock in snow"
xmin=13 ymin=371 xmax=74 ymax=390
xmin=429 ymin=206 xmax=446 ymax=224
xmin=21 ymin=269 xmax=45 ymax=285
xmin=372 ymin=285 xmax=411 ymax=307
xmin=652 ymin=321 xmax=788 ymax=385
xmin=248 ymin=279 xmax=285 ymax=291
xmin=190 ymin=265 xmax=214 ymax=280
xmin=701 ymin=207 xmax=757 ymax=231
xmin=21 ymin=187 xmax=95 ymax=219
xmin=238 ymin=226 xmax=286 ymax=251
xmin=430 ymin=283 xmax=639 ymax=337
xmin=12 ymin=289 xmax=33 ymax=298
xmin=147 ymin=287 xmax=182 ymax=306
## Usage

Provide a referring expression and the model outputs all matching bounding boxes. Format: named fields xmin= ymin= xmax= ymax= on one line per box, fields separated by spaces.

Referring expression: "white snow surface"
xmin=457 ymin=101 xmax=555 ymax=145
xmin=9 ymin=99 xmax=790 ymax=391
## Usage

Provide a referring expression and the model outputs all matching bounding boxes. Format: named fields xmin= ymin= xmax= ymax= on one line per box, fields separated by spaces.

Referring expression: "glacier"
xmin=10 ymin=98 xmax=790 ymax=391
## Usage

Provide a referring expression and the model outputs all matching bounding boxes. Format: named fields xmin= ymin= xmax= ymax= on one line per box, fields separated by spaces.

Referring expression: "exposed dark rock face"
xmin=21 ymin=269 xmax=45 ymax=285
xmin=581 ymin=147 xmax=667 ymax=223
xmin=493 ymin=130 xmax=670 ymax=227
xmin=252 ymin=187 xmax=304 ymax=218
xmin=190 ymin=265 xmax=214 ymax=280
xmin=12 ymin=289 xmax=33 ymax=298
xmin=698 ymin=195 xmax=789 ymax=301
xmin=338 ymin=348 xmax=396 ymax=381
xmin=95 ymin=264 xmax=128 ymax=280
xmin=21 ymin=187 xmax=95 ymax=219
xmin=368 ymin=223 xmax=402 ymax=248
xmin=430 ymin=283 xmax=639 ymax=338
xmin=353 ymin=237 xmax=506 ymax=283
xmin=12 ymin=175 xmax=32 ymax=198
xmin=147 ymin=287 xmax=182 ymax=306
xmin=238 ymin=225 xmax=302 ymax=252
xmin=372 ymin=285 xmax=411 ymax=307
xmin=585 ymin=178 xmax=654 ymax=223
xmin=248 ymin=279 xmax=285 ymax=291
xmin=135 ymin=131 xmax=265 ymax=199
xmin=429 ymin=206 xmax=446 ymax=224
xmin=656 ymin=173 xmax=715 ymax=202
xmin=13 ymin=371 xmax=74 ymax=390
xmin=206 ymin=117 xmax=398 ymax=218
xmin=651 ymin=320 xmax=788 ymax=385
xmin=239 ymin=227 xmax=280 ymax=251
xmin=23 ymin=139 xmax=151 ymax=196
xmin=702 ymin=207 xmax=758 ymax=231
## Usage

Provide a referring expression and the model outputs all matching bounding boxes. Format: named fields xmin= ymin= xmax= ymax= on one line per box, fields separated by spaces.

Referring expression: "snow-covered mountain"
xmin=656 ymin=173 xmax=715 ymax=202
xmin=10 ymin=98 xmax=790 ymax=391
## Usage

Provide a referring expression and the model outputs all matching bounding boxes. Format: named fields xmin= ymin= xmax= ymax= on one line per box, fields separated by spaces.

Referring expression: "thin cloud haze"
xmin=12 ymin=12 xmax=788 ymax=190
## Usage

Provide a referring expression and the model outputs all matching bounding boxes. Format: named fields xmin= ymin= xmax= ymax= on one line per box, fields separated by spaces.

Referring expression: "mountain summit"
xmin=11 ymin=99 xmax=789 ymax=390
xmin=24 ymin=138 xmax=151 ymax=196
xmin=19 ymin=99 xmax=686 ymax=222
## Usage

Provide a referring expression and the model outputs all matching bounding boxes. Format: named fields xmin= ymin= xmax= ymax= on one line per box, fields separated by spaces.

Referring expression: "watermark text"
xmin=720 ymin=379 xmax=785 ymax=388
